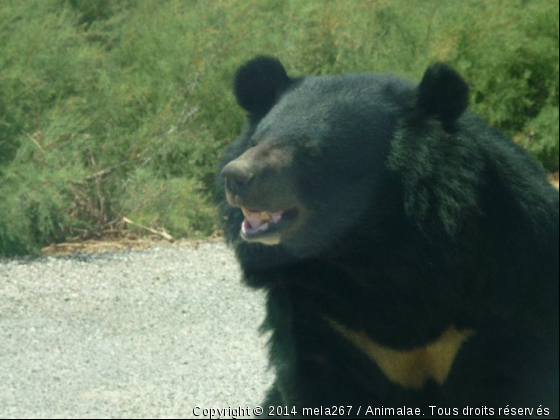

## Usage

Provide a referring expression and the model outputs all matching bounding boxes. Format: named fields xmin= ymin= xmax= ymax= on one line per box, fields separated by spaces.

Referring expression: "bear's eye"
xmin=250 ymin=138 xmax=259 ymax=148
xmin=306 ymin=145 xmax=321 ymax=158
xmin=301 ymin=139 xmax=320 ymax=158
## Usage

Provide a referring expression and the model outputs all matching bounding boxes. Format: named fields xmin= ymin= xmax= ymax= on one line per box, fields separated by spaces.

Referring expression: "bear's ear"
xmin=416 ymin=63 xmax=469 ymax=126
xmin=234 ymin=56 xmax=292 ymax=118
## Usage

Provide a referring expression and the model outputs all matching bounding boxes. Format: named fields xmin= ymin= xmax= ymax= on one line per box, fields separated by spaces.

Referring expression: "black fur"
xmin=216 ymin=56 xmax=559 ymax=418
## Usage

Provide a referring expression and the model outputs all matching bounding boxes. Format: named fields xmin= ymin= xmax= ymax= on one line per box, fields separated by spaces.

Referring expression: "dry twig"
xmin=123 ymin=217 xmax=174 ymax=242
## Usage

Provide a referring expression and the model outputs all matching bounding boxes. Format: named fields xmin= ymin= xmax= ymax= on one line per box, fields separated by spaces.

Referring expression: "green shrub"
xmin=1 ymin=0 xmax=558 ymax=256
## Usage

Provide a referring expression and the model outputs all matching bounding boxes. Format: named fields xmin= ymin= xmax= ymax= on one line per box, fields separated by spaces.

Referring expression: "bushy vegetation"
xmin=0 ymin=0 xmax=558 ymax=256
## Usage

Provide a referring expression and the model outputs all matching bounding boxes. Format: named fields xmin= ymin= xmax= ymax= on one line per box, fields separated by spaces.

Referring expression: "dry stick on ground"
xmin=122 ymin=217 xmax=175 ymax=242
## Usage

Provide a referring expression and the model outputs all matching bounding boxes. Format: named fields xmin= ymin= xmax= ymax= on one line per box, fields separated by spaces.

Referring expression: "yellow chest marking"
xmin=330 ymin=321 xmax=474 ymax=390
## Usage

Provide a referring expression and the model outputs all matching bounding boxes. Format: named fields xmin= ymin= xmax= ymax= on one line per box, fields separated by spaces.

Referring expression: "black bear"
xmin=216 ymin=56 xmax=559 ymax=418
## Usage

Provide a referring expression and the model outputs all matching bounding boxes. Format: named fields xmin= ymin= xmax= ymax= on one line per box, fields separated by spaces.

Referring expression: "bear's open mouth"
xmin=240 ymin=207 xmax=298 ymax=240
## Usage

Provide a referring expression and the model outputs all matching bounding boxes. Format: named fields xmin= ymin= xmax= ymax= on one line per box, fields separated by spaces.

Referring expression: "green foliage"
xmin=0 ymin=0 xmax=558 ymax=256
xmin=121 ymin=169 xmax=215 ymax=239
xmin=523 ymin=105 xmax=560 ymax=170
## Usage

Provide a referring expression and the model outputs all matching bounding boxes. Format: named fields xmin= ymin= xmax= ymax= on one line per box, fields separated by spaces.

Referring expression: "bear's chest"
xmin=329 ymin=320 xmax=474 ymax=390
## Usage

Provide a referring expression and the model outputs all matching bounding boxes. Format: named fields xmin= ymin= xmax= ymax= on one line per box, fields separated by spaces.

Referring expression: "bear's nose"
xmin=221 ymin=162 xmax=254 ymax=196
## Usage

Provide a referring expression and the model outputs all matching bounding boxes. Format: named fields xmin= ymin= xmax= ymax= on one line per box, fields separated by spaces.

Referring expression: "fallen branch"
xmin=84 ymin=162 xmax=127 ymax=181
xmin=122 ymin=217 xmax=174 ymax=242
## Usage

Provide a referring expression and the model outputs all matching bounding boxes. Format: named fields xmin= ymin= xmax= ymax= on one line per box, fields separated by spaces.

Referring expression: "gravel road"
xmin=0 ymin=241 xmax=273 ymax=419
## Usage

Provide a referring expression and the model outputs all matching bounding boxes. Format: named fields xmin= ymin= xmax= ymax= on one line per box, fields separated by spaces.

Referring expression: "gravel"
xmin=0 ymin=241 xmax=273 ymax=419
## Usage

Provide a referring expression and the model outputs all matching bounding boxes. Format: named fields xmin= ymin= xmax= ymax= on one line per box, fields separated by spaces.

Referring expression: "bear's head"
xmin=220 ymin=56 xmax=470 ymax=257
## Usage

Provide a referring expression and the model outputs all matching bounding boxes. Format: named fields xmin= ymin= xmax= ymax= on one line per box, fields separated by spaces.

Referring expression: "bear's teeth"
xmin=241 ymin=208 xmax=282 ymax=222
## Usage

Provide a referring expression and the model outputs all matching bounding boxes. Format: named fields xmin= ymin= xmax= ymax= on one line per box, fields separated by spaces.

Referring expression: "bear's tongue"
xmin=241 ymin=208 xmax=283 ymax=234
